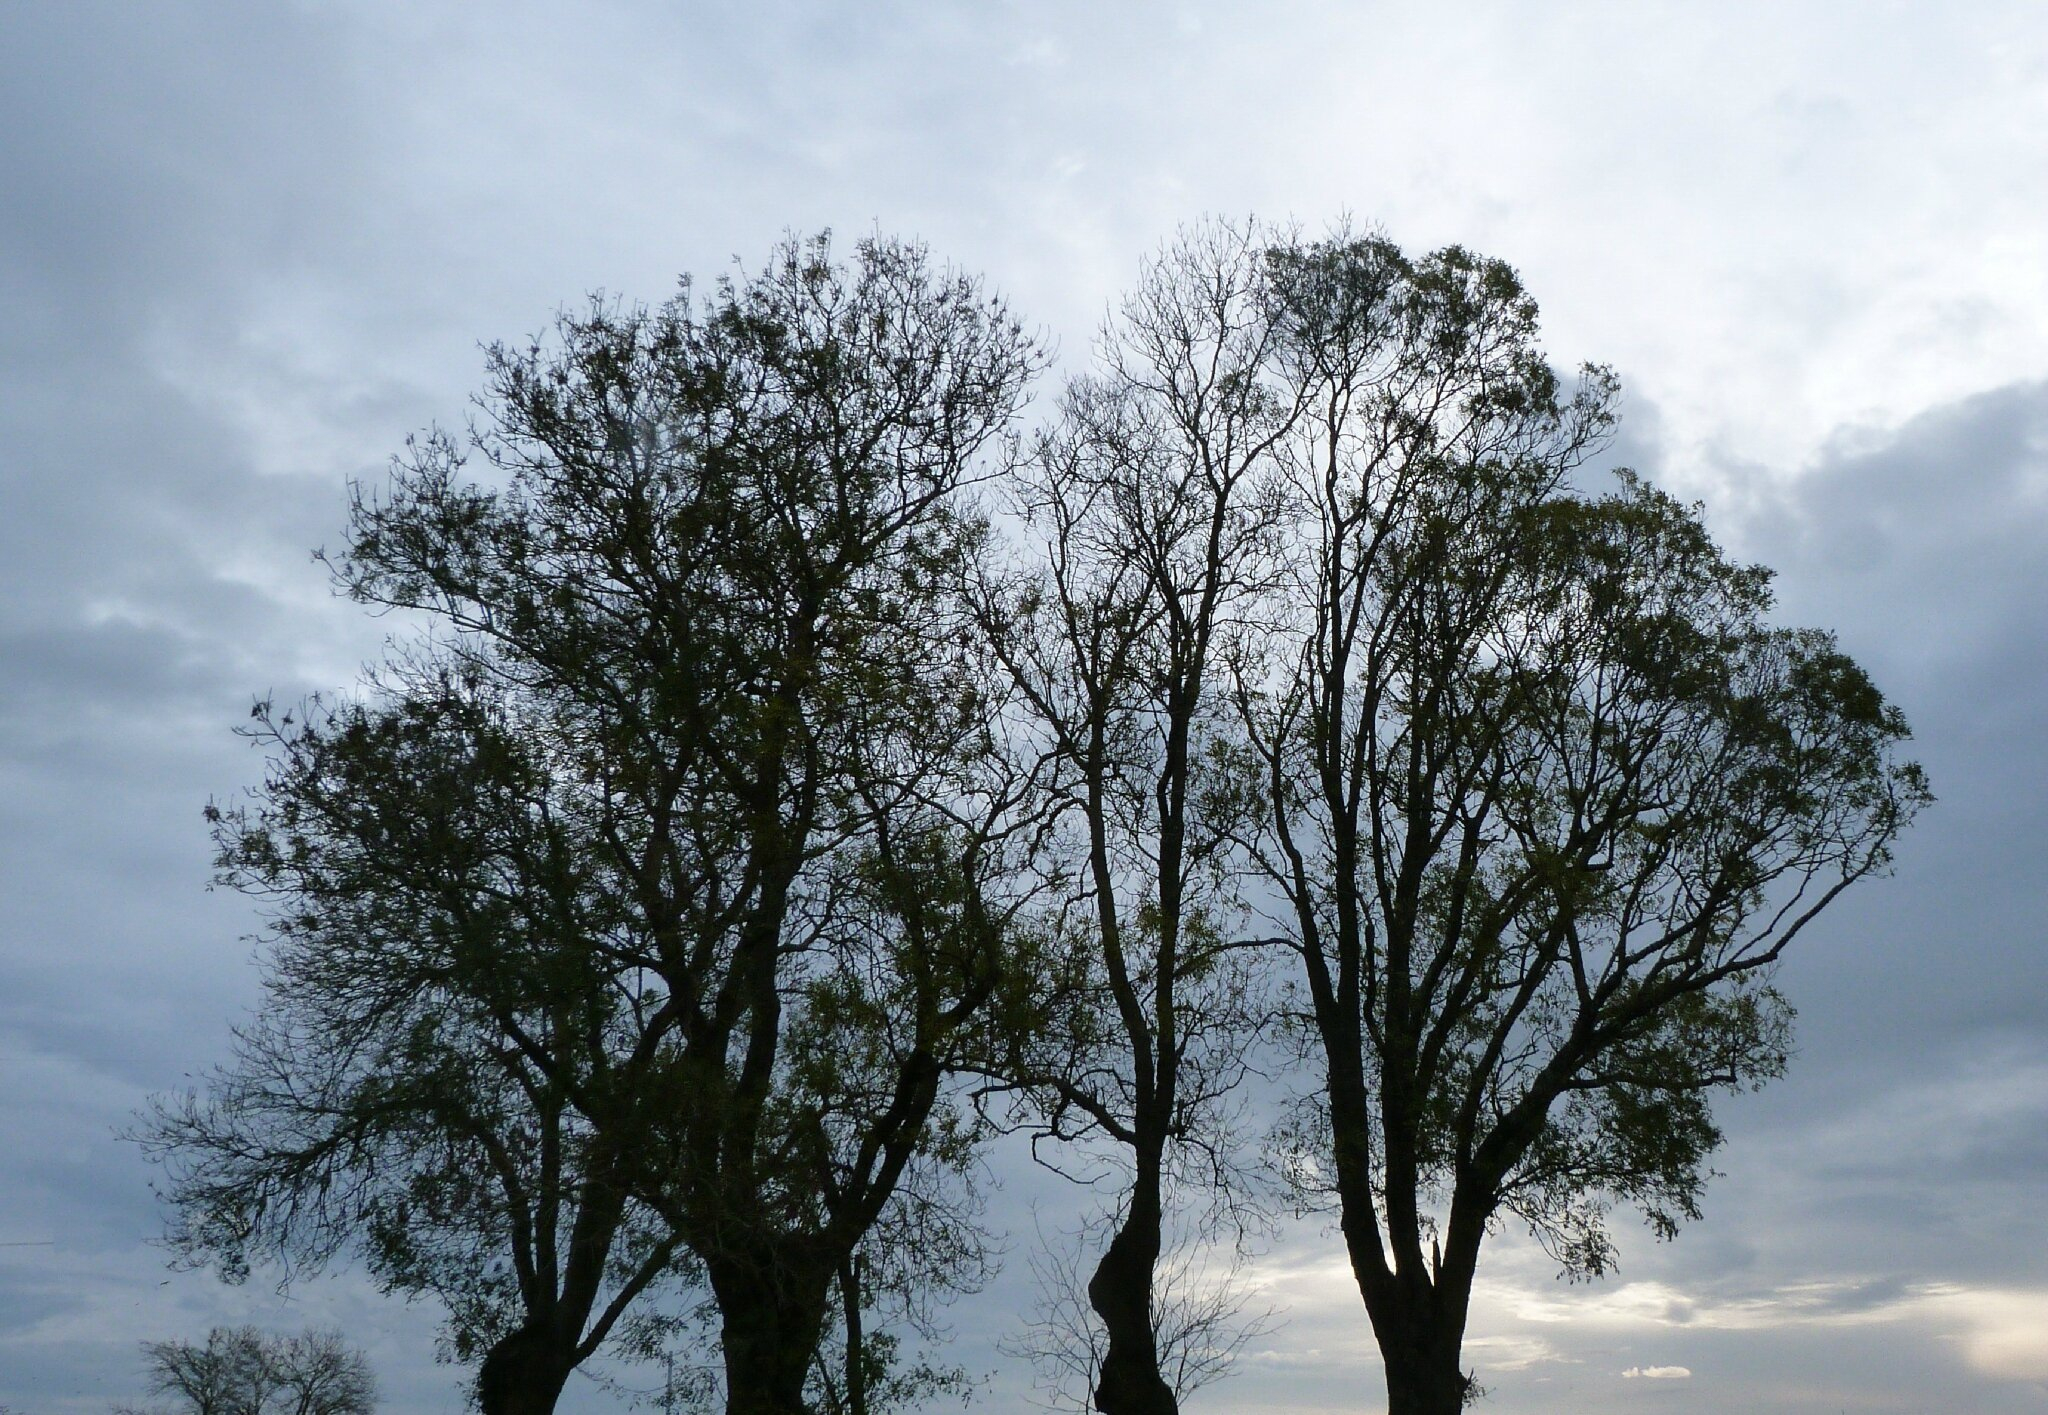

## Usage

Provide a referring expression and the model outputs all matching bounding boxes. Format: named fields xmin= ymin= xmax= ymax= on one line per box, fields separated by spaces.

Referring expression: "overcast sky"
xmin=3 ymin=3 xmax=2045 ymax=1412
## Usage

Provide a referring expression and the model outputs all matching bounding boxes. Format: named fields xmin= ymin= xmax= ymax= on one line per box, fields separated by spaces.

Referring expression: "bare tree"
xmin=265 ymin=1332 xmax=379 ymax=1415
xmin=973 ymin=220 xmax=1302 ymax=1415
xmin=1003 ymin=1210 xmax=1276 ymax=1413
xmin=123 ymin=1327 xmax=375 ymax=1415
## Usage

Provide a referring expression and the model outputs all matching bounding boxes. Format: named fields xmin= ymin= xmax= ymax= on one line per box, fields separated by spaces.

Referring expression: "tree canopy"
xmin=150 ymin=232 xmax=1044 ymax=1415
xmin=154 ymin=685 xmax=698 ymax=1414
xmin=1237 ymin=230 xmax=1928 ymax=1414
xmin=122 ymin=1327 xmax=375 ymax=1415
xmin=146 ymin=223 xmax=1924 ymax=1415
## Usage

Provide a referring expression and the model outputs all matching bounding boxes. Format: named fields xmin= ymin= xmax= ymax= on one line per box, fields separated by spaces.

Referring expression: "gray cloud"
xmin=6 ymin=4 xmax=2048 ymax=1411
xmin=1430 ymin=383 xmax=2048 ymax=1404
xmin=1728 ymin=384 xmax=2048 ymax=1059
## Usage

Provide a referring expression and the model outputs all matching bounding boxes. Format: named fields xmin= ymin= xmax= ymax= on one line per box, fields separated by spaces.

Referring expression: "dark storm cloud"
xmin=1456 ymin=383 xmax=2048 ymax=1400
xmin=1759 ymin=391 xmax=2045 ymax=655
xmin=1730 ymin=382 xmax=2048 ymax=1054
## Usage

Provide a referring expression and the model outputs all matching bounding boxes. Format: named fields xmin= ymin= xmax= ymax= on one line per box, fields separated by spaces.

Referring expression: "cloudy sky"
xmin=3 ymin=3 xmax=2045 ymax=1411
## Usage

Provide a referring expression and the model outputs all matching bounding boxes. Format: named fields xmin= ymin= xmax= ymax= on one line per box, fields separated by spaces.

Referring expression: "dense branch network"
xmin=143 ymin=224 xmax=1924 ymax=1415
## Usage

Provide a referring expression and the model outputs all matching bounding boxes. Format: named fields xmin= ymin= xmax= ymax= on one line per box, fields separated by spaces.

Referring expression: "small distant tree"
xmin=122 ymin=1326 xmax=375 ymax=1415
xmin=264 ymin=1331 xmax=379 ymax=1415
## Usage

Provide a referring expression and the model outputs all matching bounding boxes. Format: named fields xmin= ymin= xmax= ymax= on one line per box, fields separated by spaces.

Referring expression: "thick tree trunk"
xmin=1380 ymin=1340 xmax=1473 ymax=1415
xmin=711 ymin=1258 xmax=832 ymax=1415
xmin=476 ymin=1323 xmax=575 ymax=1415
xmin=1372 ymin=1294 xmax=1475 ymax=1415
xmin=1086 ymin=1175 xmax=1177 ymax=1415
xmin=722 ymin=1332 xmax=815 ymax=1415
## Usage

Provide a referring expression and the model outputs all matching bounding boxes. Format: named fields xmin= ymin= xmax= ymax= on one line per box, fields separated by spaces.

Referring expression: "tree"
xmin=263 ymin=1331 xmax=380 ymax=1415
xmin=804 ymin=1176 xmax=993 ymax=1415
xmin=1231 ymin=230 xmax=1929 ymax=1414
xmin=124 ymin=1327 xmax=375 ymax=1415
xmin=807 ymin=1247 xmax=981 ymax=1415
xmin=154 ymin=233 xmax=1044 ymax=1415
xmin=972 ymin=220 xmax=1297 ymax=1415
xmin=1002 ymin=1212 xmax=1276 ymax=1413
xmin=147 ymin=684 xmax=702 ymax=1415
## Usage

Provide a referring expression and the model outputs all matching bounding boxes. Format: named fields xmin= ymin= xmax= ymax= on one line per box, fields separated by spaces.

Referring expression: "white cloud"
xmin=1887 ymin=1287 xmax=2048 ymax=1385
xmin=1462 ymin=1334 xmax=1563 ymax=1373
xmin=1489 ymin=1264 xmax=2048 ymax=1388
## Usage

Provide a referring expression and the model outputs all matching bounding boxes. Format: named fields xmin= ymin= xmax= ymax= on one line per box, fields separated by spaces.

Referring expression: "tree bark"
xmin=476 ymin=1323 xmax=575 ymax=1415
xmin=710 ymin=1256 xmax=833 ymax=1415
xmin=1380 ymin=1345 xmax=1472 ymax=1415
xmin=1086 ymin=1170 xmax=1177 ymax=1415
xmin=841 ymin=1250 xmax=869 ymax=1415
xmin=1368 ymin=1279 xmax=1476 ymax=1415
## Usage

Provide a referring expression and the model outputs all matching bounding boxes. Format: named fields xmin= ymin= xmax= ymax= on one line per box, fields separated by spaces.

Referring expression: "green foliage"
xmin=154 ymin=682 xmax=699 ymax=1378
xmin=1245 ymin=226 xmax=1926 ymax=1315
xmin=143 ymin=219 xmax=1923 ymax=1415
xmin=150 ymin=231 xmax=1045 ymax=1414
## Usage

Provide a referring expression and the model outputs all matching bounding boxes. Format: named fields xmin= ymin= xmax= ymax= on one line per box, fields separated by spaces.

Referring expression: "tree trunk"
xmin=720 ymin=1307 xmax=824 ymax=1415
xmin=1373 ymin=1300 xmax=1475 ymax=1415
xmin=476 ymin=1323 xmax=575 ymax=1415
xmin=841 ymin=1250 xmax=869 ymax=1415
xmin=712 ymin=1258 xmax=833 ymax=1415
xmin=1086 ymin=1175 xmax=1177 ymax=1415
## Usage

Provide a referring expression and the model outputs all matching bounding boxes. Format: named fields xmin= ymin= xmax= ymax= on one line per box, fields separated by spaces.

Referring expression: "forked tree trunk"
xmin=476 ymin=1323 xmax=576 ymax=1415
xmin=1086 ymin=1170 xmax=1177 ymax=1415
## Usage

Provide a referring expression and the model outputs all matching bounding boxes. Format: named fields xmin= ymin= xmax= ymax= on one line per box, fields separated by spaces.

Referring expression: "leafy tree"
xmin=122 ymin=1327 xmax=375 ymax=1415
xmin=972 ymin=220 xmax=1297 ymax=1415
xmin=1231 ymin=230 xmax=1929 ymax=1414
xmin=805 ymin=1183 xmax=992 ymax=1415
xmin=152 ymin=232 xmax=1044 ymax=1415
xmin=807 ymin=1250 xmax=978 ymax=1415
xmin=147 ymin=684 xmax=700 ymax=1415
